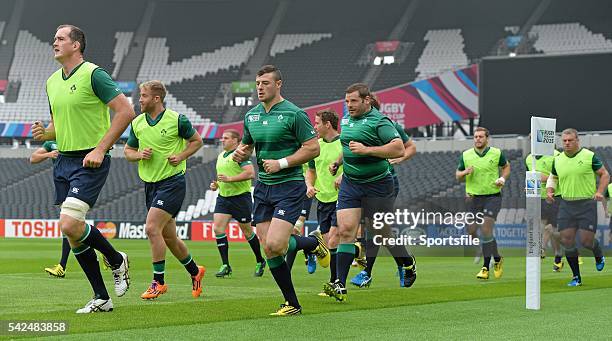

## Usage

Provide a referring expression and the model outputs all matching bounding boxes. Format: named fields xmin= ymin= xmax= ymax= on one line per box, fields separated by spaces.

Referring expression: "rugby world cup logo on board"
xmin=536 ymin=129 xmax=554 ymax=143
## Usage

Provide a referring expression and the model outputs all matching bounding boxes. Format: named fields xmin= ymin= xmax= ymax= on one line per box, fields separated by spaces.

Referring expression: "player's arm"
xmin=123 ymin=125 xmax=150 ymax=162
xmin=495 ymin=161 xmax=510 ymax=187
xmin=124 ymin=145 xmax=143 ymax=162
xmin=233 ymin=119 xmax=255 ymax=162
xmin=350 ymin=119 xmax=404 ymax=159
xmin=218 ymin=163 xmax=255 ymax=183
xmin=232 ymin=142 xmax=254 ymax=162
xmin=306 ymin=164 xmax=318 ymax=198
xmin=96 ymin=94 xmax=136 ymax=154
xmin=350 ymin=138 xmax=403 ymax=159
xmin=168 ymin=131 xmax=203 ymax=166
xmin=330 ymin=150 xmax=343 ymax=175
xmin=546 ymin=160 xmax=558 ymax=202
xmin=390 ymin=139 xmax=416 ymax=164
xmin=455 ymin=154 xmax=472 ymax=182
xmin=263 ymin=137 xmax=320 ymax=173
xmin=594 ymin=166 xmax=609 ymax=202
xmin=30 ymin=147 xmax=56 ymax=164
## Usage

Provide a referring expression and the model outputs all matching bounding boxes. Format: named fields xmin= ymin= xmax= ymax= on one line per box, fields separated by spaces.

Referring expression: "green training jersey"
xmin=526 ymin=150 xmax=561 ymax=198
xmin=216 ymin=150 xmax=252 ymax=197
xmin=46 ymin=61 xmax=121 ymax=152
xmin=242 ymin=100 xmax=316 ymax=185
xmin=308 ymin=136 xmax=343 ymax=203
xmin=340 ymin=107 xmax=400 ymax=183
xmin=457 ymin=146 xmax=507 ymax=195
xmin=127 ymin=109 xmax=195 ymax=183
xmin=389 ymin=121 xmax=410 ymax=176
xmin=551 ymin=148 xmax=602 ymax=200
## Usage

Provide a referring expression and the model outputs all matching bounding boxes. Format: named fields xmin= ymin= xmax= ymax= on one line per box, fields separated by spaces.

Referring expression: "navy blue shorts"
xmin=541 ymin=197 xmax=560 ymax=226
xmin=145 ymin=173 xmax=186 ymax=218
xmin=466 ymin=194 xmax=502 ymax=220
xmin=53 ymin=154 xmax=111 ymax=207
xmin=392 ymin=174 xmax=400 ymax=198
xmin=215 ymin=192 xmax=253 ymax=223
xmin=557 ymin=199 xmax=597 ymax=232
xmin=252 ymin=180 xmax=305 ymax=225
xmin=337 ymin=175 xmax=395 ymax=211
xmin=317 ymin=200 xmax=337 ymax=234
xmin=301 ymin=196 xmax=313 ymax=219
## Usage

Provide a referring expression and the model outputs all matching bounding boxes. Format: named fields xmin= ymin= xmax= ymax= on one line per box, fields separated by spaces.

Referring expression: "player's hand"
xmin=262 ymin=159 xmax=282 ymax=174
xmin=334 ymin=176 xmax=342 ymax=190
xmin=167 ymin=154 xmax=184 ymax=166
xmin=306 ymin=185 xmax=318 ymax=198
xmin=232 ymin=145 xmax=249 ymax=162
xmin=389 ymin=157 xmax=403 ymax=165
xmin=545 ymin=191 xmax=555 ymax=204
xmin=83 ymin=148 xmax=105 ymax=168
xmin=349 ymin=141 xmax=368 ymax=155
xmin=217 ymin=174 xmax=232 ymax=182
xmin=32 ymin=121 xmax=46 ymax=141
xmin=292 ymin=226 xmax=302 ymax=235
xmin=329 ymin=162 xmax=339 ymax=175
xmin=593 ymin=192 xmax=604 ymax=202
xmin=140 ymin=147 xmax=153 ymax=160
xmin=48 ymin=150 xmax=59 ymax=159
xmin=210 ymin=181 xmax=218 ymax=191
xmin=494 ymin=177 xmax=505 ymax=188
xmin=465 ymin=166 xmax=474 ymax=175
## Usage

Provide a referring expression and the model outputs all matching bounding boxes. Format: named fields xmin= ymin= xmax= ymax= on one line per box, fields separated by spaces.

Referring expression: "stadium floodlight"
xmin=373 ymin=56 xmax=382 ymax=65
xmin=383 ymin=56 xmax=395 ymax=64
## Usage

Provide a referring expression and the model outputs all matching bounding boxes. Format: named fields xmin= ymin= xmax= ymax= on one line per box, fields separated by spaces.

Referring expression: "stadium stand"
xmin=373 ymin=0 xmax=537 ymax=90
xmin=530 ymin=23 xmax=612 ymax=54
xmin=267 ymin=0 xmax=409 ymax=108
xmin=0 ymin=0 xmax=144 ymax=122
xmin=138 ymin=1 xmax=276 ymax=122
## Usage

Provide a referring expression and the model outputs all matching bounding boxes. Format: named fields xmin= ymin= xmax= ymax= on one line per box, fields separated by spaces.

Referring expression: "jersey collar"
xmin=563 ymin=147 xmax=583 ymax=158
xmin=473 ymin=146 xmax=490 ymax=157
xmin=62 ymin=61 xmax=86 ymax=80
xmin=145 ymin=109 xmax=166 ymax=126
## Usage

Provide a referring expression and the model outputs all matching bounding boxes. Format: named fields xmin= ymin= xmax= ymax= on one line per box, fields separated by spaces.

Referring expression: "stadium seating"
xmin=0 ymin=0 xmax=144 ymax=122
xmin=415 ymin=29 xmax=468 ymax=80
xmin=266 ymin=0 xmax=408 ymax=109
xmin=373 ymin=0 xmax=537 ymax=90
xmin=530 ymin=23 xmax=612 ymax=55
xmin=138 ymin=1 xmax=276 ymax=122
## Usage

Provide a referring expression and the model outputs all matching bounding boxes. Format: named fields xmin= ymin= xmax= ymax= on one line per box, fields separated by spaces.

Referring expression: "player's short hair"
xmin=57 ymin=24 xmax=86 ymax=54
xmin=474 ymin=127 xmax=490 ymax=137
xmin=561 ymin=128 xmax=578 ymax=138
xmin=223 ymin=129 xmax=241 ymax=140
xmin=139 ymin=80 xmax=167 ymax=102
xmin=345 ymin=83 xmax=380 ymax=110
xmin=316 ymin=109 xmax=339 ymax=131
xmin=257 ymin=65 xmax=282 ymax=81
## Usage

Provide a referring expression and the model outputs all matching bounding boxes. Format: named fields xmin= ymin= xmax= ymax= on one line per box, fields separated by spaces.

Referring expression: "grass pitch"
xmin=1 ymin=239 xmax=611 ymax=339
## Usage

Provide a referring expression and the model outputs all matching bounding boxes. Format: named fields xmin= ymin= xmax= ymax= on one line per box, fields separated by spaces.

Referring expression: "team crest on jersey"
xmin=341 ymin=118 xmax=349 ymax=125
xmin=160 ymin=128 xmax=167 ymax=136
xmin=248 ymin=114 xmax=260 ymax=122
xmin=69 ymin=84 xmax=77 ymax=94
xmin=277 ymin=114 xmax=284 ymax=121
